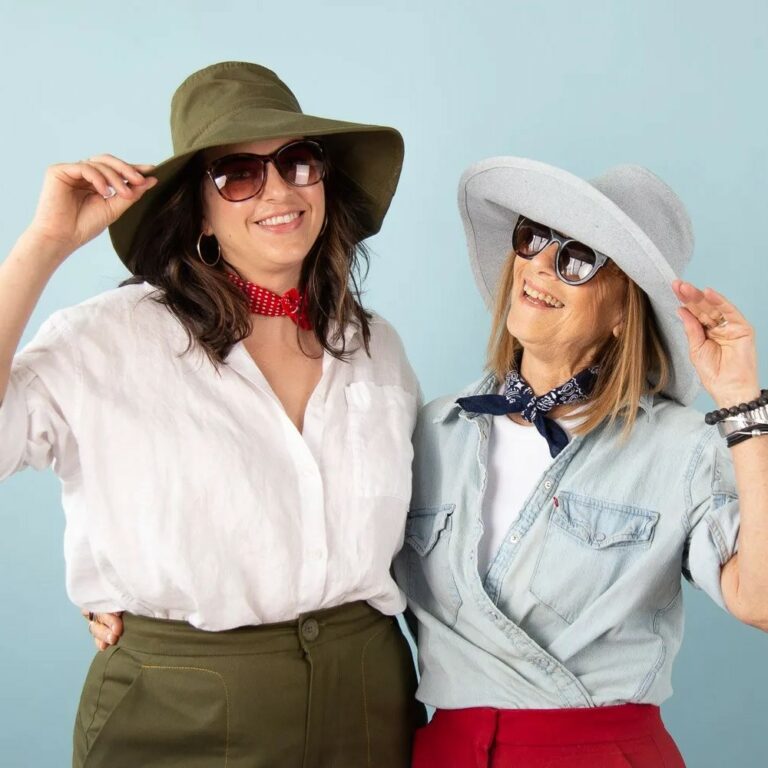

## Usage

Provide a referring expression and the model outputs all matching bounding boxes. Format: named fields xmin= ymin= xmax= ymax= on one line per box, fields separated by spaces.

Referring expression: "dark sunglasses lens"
xmin=275 ymin=142 xmax=325 ymax=187
xmin=559 ymin=241 xmax=598 ymax=283
xmin=210 ymin=156 xmax=265 ymax=201
xmin=513 ymin=219 xmax=551 ymax=258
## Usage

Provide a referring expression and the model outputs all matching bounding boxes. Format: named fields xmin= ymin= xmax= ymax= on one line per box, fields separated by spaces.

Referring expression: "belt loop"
xmin=483 ymin=709 xmax=499 ymax=768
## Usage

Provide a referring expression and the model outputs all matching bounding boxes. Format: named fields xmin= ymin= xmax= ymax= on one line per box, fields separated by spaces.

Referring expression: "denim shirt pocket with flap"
xmin=529 ymin=491 xmax=660 ymax=624
xmin=404 ymin=504 xmax=463 ymax=627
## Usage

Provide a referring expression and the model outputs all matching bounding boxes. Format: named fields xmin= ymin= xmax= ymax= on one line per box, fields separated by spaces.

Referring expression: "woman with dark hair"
xmin=0 ymin=61 xmax=423 ymax=767
xmin=396 ymin=157 xmax=767 ymax=767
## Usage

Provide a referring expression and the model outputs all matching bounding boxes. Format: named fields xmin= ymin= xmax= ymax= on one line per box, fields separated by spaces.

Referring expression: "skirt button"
xmin=301 ymin=618 xmax=320 ymax=642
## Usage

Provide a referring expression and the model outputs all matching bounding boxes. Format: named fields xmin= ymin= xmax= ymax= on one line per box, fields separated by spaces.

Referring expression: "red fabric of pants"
xmin=412 ymin=704 xmax=686 ymax=767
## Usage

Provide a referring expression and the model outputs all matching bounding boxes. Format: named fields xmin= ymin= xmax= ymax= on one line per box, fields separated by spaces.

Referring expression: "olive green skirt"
xmin=73 ymin=602 xmax=425 ymax=767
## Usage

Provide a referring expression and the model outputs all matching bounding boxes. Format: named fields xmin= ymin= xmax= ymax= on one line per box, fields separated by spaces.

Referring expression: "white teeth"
xmin=257 ymin=212 xmax=301 ymax=226
xmin=523 ymin=282 xmax=564 ymax=308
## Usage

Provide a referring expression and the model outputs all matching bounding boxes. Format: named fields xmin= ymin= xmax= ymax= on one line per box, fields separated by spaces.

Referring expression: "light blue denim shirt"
xmin=393 ymin=373 xmax=740 ymax=709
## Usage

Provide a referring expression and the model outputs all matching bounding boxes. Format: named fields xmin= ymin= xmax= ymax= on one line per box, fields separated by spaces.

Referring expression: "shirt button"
xmin=509 ymin=534 xmax=520 ymax=544
xmin=301 ymin=618 xmax=320 ymax=642
xmin=543 ymin=480 xmax=553 ymax=490
xmin=594 ymin=533 xmax=606 ymax=543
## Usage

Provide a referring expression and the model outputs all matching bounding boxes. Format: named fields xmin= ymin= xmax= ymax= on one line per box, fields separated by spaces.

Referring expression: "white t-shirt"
xmin=479 ymin=408 xmax=583 ymax=576
xmin=0 ymin=282 xmax=420 ymax=630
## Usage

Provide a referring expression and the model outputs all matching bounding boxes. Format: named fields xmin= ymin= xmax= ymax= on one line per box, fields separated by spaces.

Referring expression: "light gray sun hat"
xmin=458 ymin=156 xmax=699 ymax=405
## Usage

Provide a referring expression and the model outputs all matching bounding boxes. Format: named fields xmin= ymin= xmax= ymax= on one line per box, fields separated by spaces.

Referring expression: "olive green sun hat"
xmin=109 ymin=61 xmax=404 ymax=271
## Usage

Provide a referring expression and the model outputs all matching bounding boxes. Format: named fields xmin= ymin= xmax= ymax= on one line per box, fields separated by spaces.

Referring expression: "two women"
xmin=0 ymin=61 xmax=423 ymax=766
xmin=397 ymin=157 xmax=767 ymax=766
xmin=65 ymin=70 xmax=764 ymax=766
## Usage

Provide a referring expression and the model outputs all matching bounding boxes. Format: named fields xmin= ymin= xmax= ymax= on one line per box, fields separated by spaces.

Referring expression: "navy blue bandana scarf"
xmin=456 ymin=364 xmax=600 ymax=457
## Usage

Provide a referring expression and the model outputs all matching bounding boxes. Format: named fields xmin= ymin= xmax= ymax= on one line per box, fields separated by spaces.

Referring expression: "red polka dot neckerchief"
xmin=228 ymin=273 xmax=312 ymax=331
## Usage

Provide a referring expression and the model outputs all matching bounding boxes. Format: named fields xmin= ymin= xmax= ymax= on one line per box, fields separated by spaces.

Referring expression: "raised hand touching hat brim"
xmin=674 ymin=280 xmax=760 ymax=409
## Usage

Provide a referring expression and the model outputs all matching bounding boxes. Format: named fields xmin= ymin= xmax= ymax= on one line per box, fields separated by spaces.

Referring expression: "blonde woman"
xmin=396 ymin=158 xmax=767 ymax=767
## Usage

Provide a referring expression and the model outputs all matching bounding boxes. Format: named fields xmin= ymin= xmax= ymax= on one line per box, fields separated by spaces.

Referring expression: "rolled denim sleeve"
xmin=683 ymin=428 xmax=740 ymax=610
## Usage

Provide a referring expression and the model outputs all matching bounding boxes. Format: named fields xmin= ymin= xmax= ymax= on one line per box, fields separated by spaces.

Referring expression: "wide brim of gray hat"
xmin=458 ymin=156 xmax=699 ymax=405
xmin=109 ymin=110 xmax=404 ymax=270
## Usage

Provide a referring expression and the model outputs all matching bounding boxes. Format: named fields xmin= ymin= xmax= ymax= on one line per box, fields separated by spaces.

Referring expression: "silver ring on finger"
xmin=704 ymin=314 xmax=728 ymax=333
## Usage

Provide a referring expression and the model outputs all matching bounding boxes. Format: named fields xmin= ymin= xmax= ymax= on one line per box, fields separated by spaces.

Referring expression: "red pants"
xmin=412 ymin=704 xmax=686 ymax=767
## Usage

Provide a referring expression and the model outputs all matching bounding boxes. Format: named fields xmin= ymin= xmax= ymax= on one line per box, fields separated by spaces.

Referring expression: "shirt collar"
xmin=433 ymin=372 xmax=497 ymax=424
xmin=638 ymin=392 xmax=655 ymax=422
xmin=328 ymin=317 xmax=361 ymax=346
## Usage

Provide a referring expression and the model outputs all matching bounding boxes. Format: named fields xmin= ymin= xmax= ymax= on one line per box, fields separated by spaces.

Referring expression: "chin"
xmin=506 ymin=315 xmax=549 ymax=347
xmin=259 ymin=239 xmax=315 ymax=265
xmin=506 ymin=308 xmax=530 ymax=339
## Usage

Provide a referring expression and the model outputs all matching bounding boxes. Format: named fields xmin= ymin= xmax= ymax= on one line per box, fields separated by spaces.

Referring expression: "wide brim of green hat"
xmin=109 ymin=110 xmax=404 ymax=272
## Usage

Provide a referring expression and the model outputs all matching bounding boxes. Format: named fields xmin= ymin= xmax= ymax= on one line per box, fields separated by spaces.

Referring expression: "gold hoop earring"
xmin=196 ymin=233 xmax=221 ymax=267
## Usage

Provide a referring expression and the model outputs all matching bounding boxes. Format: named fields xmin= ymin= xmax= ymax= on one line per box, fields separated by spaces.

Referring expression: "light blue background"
xmin=0 ymin=1 xmax=766 ymax=765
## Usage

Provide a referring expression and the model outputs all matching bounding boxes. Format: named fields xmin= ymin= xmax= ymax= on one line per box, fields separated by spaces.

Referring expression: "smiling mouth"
xmin=522 ymin=281 xmax=564 ymax=308
xmin=256 ymin=211 xmax=303 ymax=226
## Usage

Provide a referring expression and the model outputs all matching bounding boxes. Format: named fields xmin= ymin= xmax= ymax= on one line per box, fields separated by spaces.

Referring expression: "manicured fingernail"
xmin=103 ymin=186 xmax=116 ymax=199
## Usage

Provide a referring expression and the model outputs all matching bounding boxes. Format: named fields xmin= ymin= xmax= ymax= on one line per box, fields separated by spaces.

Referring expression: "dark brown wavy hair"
xmin=122 ymin=149 xmax=373 ymax=364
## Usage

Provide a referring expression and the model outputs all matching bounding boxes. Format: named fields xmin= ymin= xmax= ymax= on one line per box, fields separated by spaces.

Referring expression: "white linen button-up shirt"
xmin=0 ymin=282 xmax=420 ymax=630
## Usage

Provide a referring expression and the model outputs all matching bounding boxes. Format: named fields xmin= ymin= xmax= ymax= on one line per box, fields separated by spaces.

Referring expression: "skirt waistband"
xmin=433 ymin=704 xmax=663 ymax=745
xmin=120 ymin=601 xmax=388 ymax=656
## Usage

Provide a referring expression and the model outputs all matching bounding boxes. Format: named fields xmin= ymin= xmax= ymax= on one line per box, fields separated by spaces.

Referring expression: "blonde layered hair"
xmin=487 ymin=254 xmax=671 ymax=437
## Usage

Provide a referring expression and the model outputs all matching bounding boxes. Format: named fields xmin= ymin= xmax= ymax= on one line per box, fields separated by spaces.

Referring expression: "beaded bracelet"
xmin=704 ymin=389 xmax=768 ymax=425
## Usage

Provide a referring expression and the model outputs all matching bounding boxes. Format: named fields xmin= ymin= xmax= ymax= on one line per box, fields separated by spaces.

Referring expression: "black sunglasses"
xmin=206 ymin=139 xmax=326 ymax=202
xmin=512 ymin=216 xmax=609 ymax=285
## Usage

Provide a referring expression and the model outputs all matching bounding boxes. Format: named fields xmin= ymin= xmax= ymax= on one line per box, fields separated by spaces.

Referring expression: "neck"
xmin=224 ymin=260 xmax=302 ymax=295
xmin=518 ymin=346 xmax=597 ymax=396
xmin=247 ymin=314 xmax=316 ymax=346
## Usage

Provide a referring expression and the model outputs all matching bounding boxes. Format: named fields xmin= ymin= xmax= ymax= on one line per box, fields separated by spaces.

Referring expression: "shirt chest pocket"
xmin=529 ymin=492 xmax=659 ymax=624
xmin=344 ymin=382 xmax=416 ymax=500
xmin=401 ymin=504 xmax=462 ymax=627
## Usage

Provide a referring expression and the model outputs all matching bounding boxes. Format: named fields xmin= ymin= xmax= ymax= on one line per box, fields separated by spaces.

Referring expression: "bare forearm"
xmin=723 ymin=435 xmax=768 ymax=627
xmin=0 ymin=230 xmax=69 ymax=400
xmin=674 ymin=281 xmax=768 ymax=626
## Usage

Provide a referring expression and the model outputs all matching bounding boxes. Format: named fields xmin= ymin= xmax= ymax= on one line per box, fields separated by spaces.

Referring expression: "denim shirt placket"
xmin=456 ymin=407 xmax=595 ymax=708
xmin=483 ymin=433 xmax=584 ymax=604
